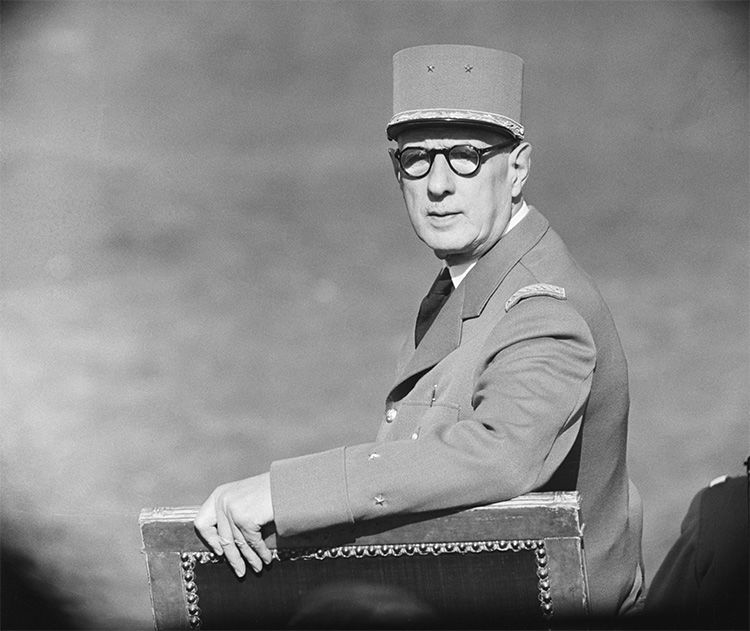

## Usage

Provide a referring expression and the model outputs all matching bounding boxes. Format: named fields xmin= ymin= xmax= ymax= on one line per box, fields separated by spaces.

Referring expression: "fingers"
xmin=216 ymin=511 xmax=247 ymax=577
xmin=194 ymin=476 xmax=276 ymax=578
xmin=216 ymin=509 xmax=274 ymax=576
xmin=237 ymin=521 xmax=274 ymax=566
xmin=230 ymin=522 xmax=264 ymax=573
xmin=194 ymin=496 xmax=224 ymax=557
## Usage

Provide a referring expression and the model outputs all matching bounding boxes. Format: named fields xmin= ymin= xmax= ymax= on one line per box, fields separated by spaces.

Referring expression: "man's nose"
xmin=426 ymin=154 xmax=456 ymax=197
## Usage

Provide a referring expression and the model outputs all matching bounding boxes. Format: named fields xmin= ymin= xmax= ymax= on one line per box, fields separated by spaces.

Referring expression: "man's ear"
xmin=509 ymin=142 xmax=531 ymax=197
xmin=388 ymin=148 xmax=403 ymax=184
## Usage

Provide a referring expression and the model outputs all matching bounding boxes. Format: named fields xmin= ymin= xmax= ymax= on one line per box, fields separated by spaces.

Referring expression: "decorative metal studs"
xmin=180 ymin=554 xmax=201 ymax=629
xmin=535 ymin=543 xmax=553 ymax=619
xmin=274 ymin=538 xmax=544 ymax=563
xmin=427 ymin=64 xmax=435 ymax=72
xmin=179 ymin=538 xmax=554 ymax=624
xmin=179 ymin=551 xmax=219 ymax=629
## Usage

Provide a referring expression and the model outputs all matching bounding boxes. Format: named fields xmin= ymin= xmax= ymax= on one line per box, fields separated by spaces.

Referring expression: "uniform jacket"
xmin=270 ymin=206 xmax=643 ymax=616
xmin=645 ymin=475 xmax=749 ymax=628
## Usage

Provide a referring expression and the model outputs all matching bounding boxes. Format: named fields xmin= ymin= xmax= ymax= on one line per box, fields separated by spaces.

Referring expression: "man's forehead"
xmin=396 ymin=123 xmax=507 ymax=147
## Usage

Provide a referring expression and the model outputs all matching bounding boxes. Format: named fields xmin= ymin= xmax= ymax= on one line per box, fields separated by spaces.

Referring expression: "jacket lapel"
xmin=391 ymin=206 xmax=550 ymax=393
xmin=461 ymin=205 xmax=549 ymax=319
xmin=396 ymin=280 xmax=466 ymax=384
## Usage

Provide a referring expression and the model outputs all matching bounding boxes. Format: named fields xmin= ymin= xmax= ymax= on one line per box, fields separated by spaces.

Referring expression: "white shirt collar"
xmin=502 ymin=199 xmax=529 ymax=237
xmin=446 ymin=201 xmax=530 ymax=288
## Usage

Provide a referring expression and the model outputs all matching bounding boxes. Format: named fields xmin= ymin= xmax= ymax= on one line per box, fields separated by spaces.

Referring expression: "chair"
xmin=139 ymin=491 xmax=588 ymax=629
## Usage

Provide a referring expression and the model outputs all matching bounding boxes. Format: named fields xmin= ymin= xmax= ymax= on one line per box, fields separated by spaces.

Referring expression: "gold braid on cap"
xmin=387 ymin=109 xmax=524 ymax=141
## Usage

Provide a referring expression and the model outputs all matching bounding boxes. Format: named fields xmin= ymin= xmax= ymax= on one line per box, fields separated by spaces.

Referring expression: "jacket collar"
xmin=391 ymin=206 xmax=550 ymax=393
xmin=461 ymin=205 xmax=549 ymax=319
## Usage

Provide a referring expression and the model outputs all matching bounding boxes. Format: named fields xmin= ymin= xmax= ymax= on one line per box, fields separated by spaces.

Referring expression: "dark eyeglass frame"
xmin=391 ymin=139 xmax=518 ymax=179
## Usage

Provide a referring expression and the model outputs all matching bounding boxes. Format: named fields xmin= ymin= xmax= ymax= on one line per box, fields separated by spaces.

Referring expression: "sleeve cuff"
xmin=270 ymin=446 xmax=354 ymax=536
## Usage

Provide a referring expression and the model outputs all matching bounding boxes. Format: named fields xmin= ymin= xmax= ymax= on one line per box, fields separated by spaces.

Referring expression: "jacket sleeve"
xmin=270 ymin=295 xmax=596 ymax=536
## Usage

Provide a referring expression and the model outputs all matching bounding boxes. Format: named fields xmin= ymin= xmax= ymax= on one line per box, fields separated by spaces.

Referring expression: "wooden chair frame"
xmin=140 ymin=491 xmax=588 ymax=629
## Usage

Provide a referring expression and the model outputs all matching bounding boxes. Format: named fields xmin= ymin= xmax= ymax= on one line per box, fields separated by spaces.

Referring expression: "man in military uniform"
xmin=195 ymin=44 xmax=644 ymax=618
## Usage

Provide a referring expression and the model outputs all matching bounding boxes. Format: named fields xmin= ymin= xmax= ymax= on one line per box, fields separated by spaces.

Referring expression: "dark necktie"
xmin=415 ymin=267 xmax=454 ymax=347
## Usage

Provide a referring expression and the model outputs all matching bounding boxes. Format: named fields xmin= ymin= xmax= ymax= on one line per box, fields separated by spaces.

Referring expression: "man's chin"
xmin=430 ymin=245 xmax=472 ymax=264
xmin=417 ymin=231 xmax=475 ymax=262
xmin=425 ymin=243 xmax=456 ymax=259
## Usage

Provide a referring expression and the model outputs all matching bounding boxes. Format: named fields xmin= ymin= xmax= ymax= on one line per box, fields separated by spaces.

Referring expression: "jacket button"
xmin=385 ymin=408 xmax=397 ymax=423
xmin=411 ymin=432 xmax=419 ymax=440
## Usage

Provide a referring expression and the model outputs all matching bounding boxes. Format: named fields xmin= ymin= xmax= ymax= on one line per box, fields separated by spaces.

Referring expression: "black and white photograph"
xmin=1 ymin=1 xmax=747 ymax=629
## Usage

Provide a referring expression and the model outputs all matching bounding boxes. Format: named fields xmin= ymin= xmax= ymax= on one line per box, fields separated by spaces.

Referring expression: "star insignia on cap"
xmin=464 ymin=65 xmax=473 ymax=73
xmin=426 ymin=64 xmax=435 ymax=72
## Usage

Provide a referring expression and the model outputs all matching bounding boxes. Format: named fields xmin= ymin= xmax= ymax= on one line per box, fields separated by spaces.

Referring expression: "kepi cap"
xmin=387 ymin=45 xmax=524 ymax=141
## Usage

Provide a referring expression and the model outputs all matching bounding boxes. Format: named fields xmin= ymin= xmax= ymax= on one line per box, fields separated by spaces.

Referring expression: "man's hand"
xmin=194 ymin=472 xmax=275 ymax=577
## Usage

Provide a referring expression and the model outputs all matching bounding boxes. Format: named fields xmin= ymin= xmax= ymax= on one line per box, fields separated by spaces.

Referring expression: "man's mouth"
xmin=426 ymin=209 xmax=460 ymax=218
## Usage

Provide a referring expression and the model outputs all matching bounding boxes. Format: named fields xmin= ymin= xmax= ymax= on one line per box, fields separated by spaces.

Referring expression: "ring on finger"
xmin=234 ymin=539 xmax=248 ymax=547
xmin=218 ymin=536 xmax=233 ymax=547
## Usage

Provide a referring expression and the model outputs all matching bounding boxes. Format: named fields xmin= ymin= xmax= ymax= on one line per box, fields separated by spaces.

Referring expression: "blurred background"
xmin=1 ymin=1 xmax=747 ymax=627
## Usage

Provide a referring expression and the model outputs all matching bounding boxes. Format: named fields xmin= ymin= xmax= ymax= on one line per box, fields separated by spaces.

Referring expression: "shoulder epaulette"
xmin=505 ymin=283 xmax=567 ymax=312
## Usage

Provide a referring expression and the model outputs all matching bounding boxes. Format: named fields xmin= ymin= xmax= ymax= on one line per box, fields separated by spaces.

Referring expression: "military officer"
xmin=195 ymin=44 xmax=644 ymax=618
